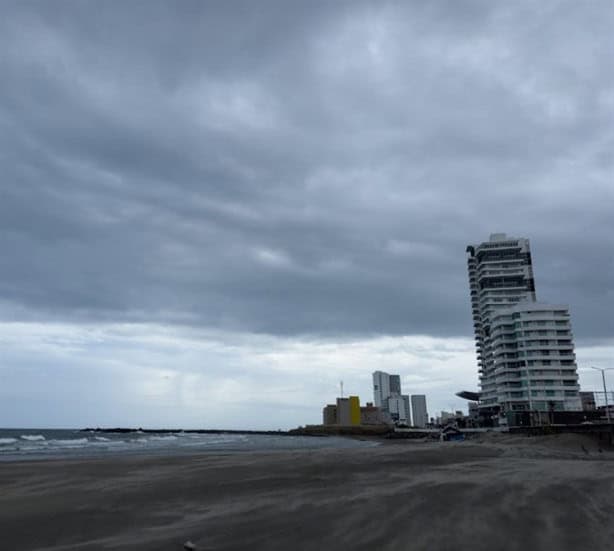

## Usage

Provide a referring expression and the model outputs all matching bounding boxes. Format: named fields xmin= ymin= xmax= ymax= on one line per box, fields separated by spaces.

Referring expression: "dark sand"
xmin=1 ymin=434 xmax=614 ymax=550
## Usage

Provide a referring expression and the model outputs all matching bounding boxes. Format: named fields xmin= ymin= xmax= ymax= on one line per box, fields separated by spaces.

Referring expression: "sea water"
xmin=0 ymin=428 xmax=376 ymax=460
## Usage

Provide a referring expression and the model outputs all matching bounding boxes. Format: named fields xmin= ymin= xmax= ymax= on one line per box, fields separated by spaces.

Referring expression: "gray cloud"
xmin=1 ymin=0 xmax=613 ymax=341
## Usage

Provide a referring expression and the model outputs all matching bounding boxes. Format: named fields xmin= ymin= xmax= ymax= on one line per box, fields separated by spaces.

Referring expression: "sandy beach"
xmin=1 ymin=433 xmax=613 ymax=551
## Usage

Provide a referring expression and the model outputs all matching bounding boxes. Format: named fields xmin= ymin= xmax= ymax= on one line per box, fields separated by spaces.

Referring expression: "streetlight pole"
xmin=591 ymin=366 xmax=613 ymax=424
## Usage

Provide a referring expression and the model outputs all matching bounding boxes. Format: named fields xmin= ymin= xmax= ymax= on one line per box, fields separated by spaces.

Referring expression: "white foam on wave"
xmin=149 ymin=435 xmax=178 ymax=441
xmin=20 ymin=435 xmax=46 ymax=441
xmin=0 ymin=438 xmax=18 ymax=445
xmin=94 ymin=436 xmax=111 ymax=442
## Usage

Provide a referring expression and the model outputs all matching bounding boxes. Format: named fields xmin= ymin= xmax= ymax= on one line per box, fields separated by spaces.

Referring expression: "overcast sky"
xmin=1 ymin=1 xmax=612 ymax=429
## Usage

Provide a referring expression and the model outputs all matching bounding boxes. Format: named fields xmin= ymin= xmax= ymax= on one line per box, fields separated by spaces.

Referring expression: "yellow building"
xmin=349 ymin=396 xmax=360 ymax=425
xmin=336 ymin=396 xmax=361 ymax=425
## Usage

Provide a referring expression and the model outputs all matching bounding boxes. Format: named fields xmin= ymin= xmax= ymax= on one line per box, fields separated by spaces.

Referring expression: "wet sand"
xmin=1 ymin=434 xmax=613 ymax=550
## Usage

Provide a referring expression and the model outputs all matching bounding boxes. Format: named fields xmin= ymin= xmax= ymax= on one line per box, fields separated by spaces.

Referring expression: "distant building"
xmin=336 ymin=396 xmax=361 ymax=426
xmin=410 ymin=395 xmax=429 ymax=428
xmin=322 ymin=404 xmax=337 ymax=425
xmin=439 ymin=411 xmax=456 ymax=425
xmin=389 ymin=374 xmax=401 ymax=395
xmin=372 ymin=371 xmax=412 ymax=424
xmin=325 ymin=398 xmax=387 ymax=426
xmin=336 ymin=398 xmax=351 ymax=425
xmin=388 ymin=395 xmax=411 ymax=424
xmin=360 ymin=402 xmax=388 ymax=425
xmin=580 ymin=392 xmax=596 ymax=411
xmin=349 ymin=396 xmax=361 ymax=425
xmin=373 ymin=371 xmax=391 ymax=410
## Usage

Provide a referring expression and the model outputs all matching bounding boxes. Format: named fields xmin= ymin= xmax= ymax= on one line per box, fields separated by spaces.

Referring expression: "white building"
xmin=466 ymin=234 xmax=537 ymax=415
xmin=372 ymin=371 xmax=411 ymax=424
xmin=388 ymin=395 xmax=411 ymax=424
xmin=410 ymin=395 xmax=429 ymax=427
xmin=490 ymin=303 xmax=582 ymax=414
xmin=372 ymin=371 xmax=391 ymax=410
xmin=466 ymin=234 xmax=582 ymax=422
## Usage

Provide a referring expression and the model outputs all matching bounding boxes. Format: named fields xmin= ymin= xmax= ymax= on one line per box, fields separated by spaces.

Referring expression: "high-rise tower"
xmin=466 ymin=234 xmax=537 ymax=412
xmin=466 ymin=234 xmax=581 ymax=423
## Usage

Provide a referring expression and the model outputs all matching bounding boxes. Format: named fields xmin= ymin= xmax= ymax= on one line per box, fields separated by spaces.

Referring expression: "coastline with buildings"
xmin=308 ymin=233 xmax=613 ymax=440
xmin=318 ymin=371 xmax=430 ymax=432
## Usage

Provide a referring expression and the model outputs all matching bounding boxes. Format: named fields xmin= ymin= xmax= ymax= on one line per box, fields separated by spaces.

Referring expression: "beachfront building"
xmin=490 ymin=304 xmax=582 ymax=414
xmin=466 ymin=234 xmax=582 ymax=424
xmin=466 ymin=234 xmax=537 ymax=417
xmin=410 ymin=395 xmax=429 ymax=427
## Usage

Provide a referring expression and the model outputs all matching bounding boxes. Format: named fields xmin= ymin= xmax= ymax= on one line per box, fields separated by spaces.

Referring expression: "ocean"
xmin=0 ymin=428 xmax=376 ymax=460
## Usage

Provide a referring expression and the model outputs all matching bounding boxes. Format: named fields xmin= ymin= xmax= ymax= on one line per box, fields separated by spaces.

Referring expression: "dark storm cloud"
xmin=1 ymin=0 xmax=612 ymax=339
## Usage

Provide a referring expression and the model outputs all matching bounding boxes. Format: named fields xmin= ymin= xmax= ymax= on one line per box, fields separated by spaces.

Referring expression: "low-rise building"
xmin=322 ymin=404 xmax=337 ymax=425
xmin=360 ymin=402 xmax=388 ymax=425
xmin=336 ymin=396 xmax=361 ymax=426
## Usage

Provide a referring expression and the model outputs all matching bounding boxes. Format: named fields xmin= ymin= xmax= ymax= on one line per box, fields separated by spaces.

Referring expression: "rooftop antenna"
xmin=340 ymin=380 xmax=344 ymax=398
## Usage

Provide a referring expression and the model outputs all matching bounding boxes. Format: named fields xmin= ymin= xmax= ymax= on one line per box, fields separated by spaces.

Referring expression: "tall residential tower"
xmin=466 ymin=234 xmax=537 ymax=412
xmin=466 ymin=234 xmax=581 ymax=423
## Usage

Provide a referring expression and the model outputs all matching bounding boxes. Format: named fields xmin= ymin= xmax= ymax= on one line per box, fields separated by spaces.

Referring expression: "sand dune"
xmin=1 ymin=434 xmax=613 ymax=550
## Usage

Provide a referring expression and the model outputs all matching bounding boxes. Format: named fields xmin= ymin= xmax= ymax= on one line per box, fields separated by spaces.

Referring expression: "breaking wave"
xmin=20 ymin=435 xmax=46 ymax=441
